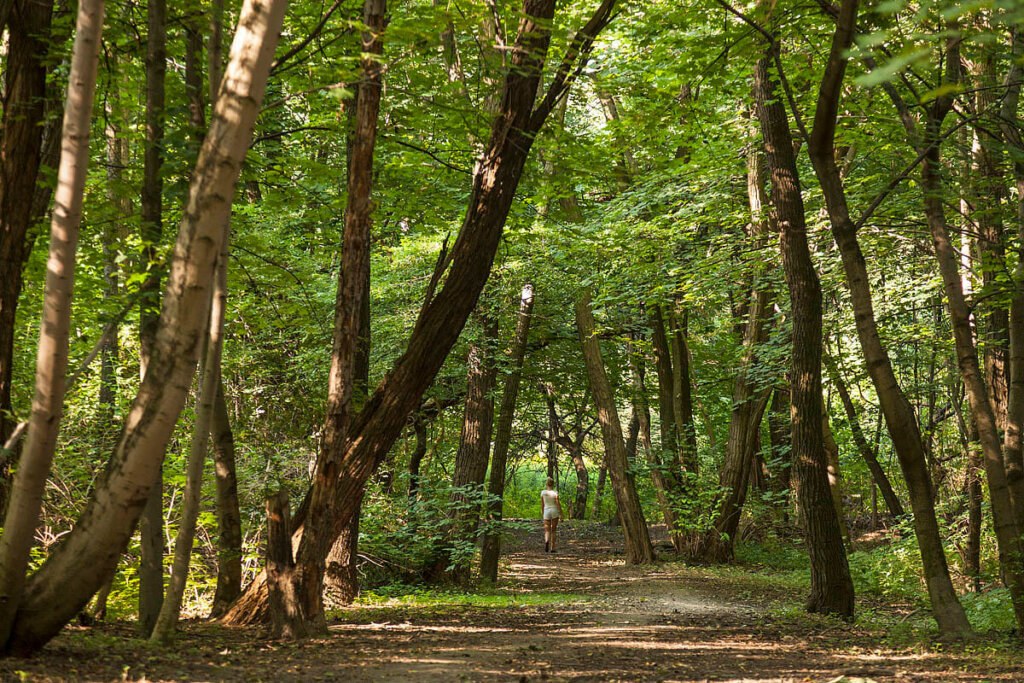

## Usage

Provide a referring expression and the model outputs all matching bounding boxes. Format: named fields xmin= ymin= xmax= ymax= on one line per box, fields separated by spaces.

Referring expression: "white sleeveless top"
xmin=541 ymin=488 xmax=559 ymax=511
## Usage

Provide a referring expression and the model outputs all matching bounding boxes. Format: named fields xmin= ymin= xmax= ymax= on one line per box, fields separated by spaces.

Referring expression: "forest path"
xmin=302 ymin=522 xmax=1009 ymax=682
xmin=3 ymin=522 xmax=1021 ymax=682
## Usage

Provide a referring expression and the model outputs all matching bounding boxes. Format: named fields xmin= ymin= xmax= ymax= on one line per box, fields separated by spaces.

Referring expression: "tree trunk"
xmin=202 ymin=2 xmax=239 ymax=611
xmin=292 ymin=0 xmax=385 ymax=631
xmin=592 ymin=464 xmax=607 ymax=519
xmin=921 ymin=108 xmax=1024 ymax=632
xmin=964 ymin=435 xmax=984 ymax=593
xmin=0 ymin=0 xmax=56 ymax=506
xmin=809 ymin=0 xmax=970 ymax=635
xmin=753 ymin=46 xmax=854 ymax=619
xmin=998 ymin=27 xmax=1024 ymax=538
xmin=767 ymin=386 xmax=792 ymax=503
xmin=100 ymin=56 xmax=128 ymax=433
xmin=431 ymin=314 xmax=498 ymax=585
xmin=575 ymin=290 xmax=654 ymax=564
xmin=700 ymin=141 xmax=773 ymax=562
xmin=0 ymin=0 xmax=287 ymax=654
xmin=266 ymin=490 xmax=306 ymax=639
xmin=821 ymin=409 xmax=850 ymax=546
xmin=151 ymin=241 xmax=231 ymax=642
xmin=629 ymin=340 xmax=677 ymax=540
xmin=408 ymin=415 xmax=428 ymax=504
xmin=321 ymin=20 xmax=379 ymax=609
xmin=825 ymin=356 xmax=905 ymax=518
xmin=965 ymin=54 xmax=1009 ymax=432
xmin=541 ymin=385 xmax=590 ymax=520
xmin=324 ymin=492 xmax=361 ymax=605
xmin=0 ymin=0 xmax=104 ymax=645
xmin=209 ymin=382 xmax=243 ymax=618
xmin=137 ymin=0 xmax=169 ymax=638
xmin=650 ymin=306 xmax=679 ymax=473
xmin=480 ymin=284 xmax=535 ymax=584
xmin=670 ymin=308 xmax=698 ymax=473
xmin=222 ymin=0 xmax=618 ymax=625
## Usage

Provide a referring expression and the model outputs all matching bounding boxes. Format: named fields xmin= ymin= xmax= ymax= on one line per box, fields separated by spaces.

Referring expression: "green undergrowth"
xmin=728 ymin=534 xmax=1019 ymax=644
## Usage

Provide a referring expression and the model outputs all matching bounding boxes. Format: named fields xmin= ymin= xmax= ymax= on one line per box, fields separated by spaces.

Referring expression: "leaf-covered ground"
xmin=3 ymin=523 xmax=1022 ymax=682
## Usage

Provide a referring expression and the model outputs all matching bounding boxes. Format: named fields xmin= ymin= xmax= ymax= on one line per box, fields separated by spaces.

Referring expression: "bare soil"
xmin=2 ymin=522 xmax=1021 ymax=682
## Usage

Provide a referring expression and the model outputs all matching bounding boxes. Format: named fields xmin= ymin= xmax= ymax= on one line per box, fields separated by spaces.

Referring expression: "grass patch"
xmin=356 ymin=586 xmax=585 ymax=609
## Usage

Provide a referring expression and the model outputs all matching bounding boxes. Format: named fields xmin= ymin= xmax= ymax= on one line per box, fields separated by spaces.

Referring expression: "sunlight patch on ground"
xmin=338 ymin=623 xmax=517 ymax=634
xmin=832 ymin=652 xmax=936 ymax=663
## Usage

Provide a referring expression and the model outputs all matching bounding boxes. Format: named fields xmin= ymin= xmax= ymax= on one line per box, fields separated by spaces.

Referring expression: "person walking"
xmin=541 ymin=477 xmax=563 ymax=553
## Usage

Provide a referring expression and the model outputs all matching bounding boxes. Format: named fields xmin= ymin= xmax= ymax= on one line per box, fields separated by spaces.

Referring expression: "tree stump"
xmin=266 ymin=489 xmax=307 ymax=639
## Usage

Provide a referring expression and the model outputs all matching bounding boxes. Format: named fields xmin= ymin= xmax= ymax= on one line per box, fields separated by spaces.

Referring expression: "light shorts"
xmin=543 ymin=508 xmax=560 ymax=521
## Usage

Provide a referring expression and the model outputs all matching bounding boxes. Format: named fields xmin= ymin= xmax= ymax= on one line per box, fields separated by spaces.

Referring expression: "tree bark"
xmin=753 ymin=44 xmax=854 ymax=618
xmin=324 ymin=491 xmax=361 ymax=605
xmin=222 ymin=0 xmax=618 ymax=626
xmin=0 ymin=0 xmax=287 ymax=654
xmin=0 ymin=0 xmax=104 ymax=645
xmin=809 ymin=0 xmax=970 ymax=635
xmin=575 ymin=289 xmax=654 ymax=564
xmin=480 ymin=284 xmax=535 ymax=584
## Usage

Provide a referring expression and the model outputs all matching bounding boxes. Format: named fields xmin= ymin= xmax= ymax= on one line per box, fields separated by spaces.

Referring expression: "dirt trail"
xmin=2 ymin=522 xmax=1021 ymax=682
xmin=310 ymin=523 xmax=1018 ymax=682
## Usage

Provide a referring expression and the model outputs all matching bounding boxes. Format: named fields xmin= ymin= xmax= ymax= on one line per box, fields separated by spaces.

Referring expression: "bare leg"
xmin=550 ymin=518 xmax=559 ymax=551
xmin=543 ymin=519 xmax=552 ymax=551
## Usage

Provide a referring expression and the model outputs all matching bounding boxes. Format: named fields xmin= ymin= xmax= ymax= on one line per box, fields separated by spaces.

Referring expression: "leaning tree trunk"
xmin=480 ymin=284 xmax=535 ymax=584
xmin=0 ymin=0 xmax=104 ymax=645
xmin=575 ymin=289 xmax=654 ymax=564
xmin=221 ymin=0 xmax=618 ymax=627
xmin=137 ymin=0 xmax=169 ymax=638
xmin=753 ymin=44 xmax=854 ymax=619
xmin=0 ymin=0 xmax=288 ymax=655
xmin=150 ymin=238 xmax=231 ymax=643
xmin=809 ymin=0 xmax=969 ymax=635
xmin=292 ymin=0 xmax=385 ymax=631
xmin=825 ymin=356 xmax=905 ymax=518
